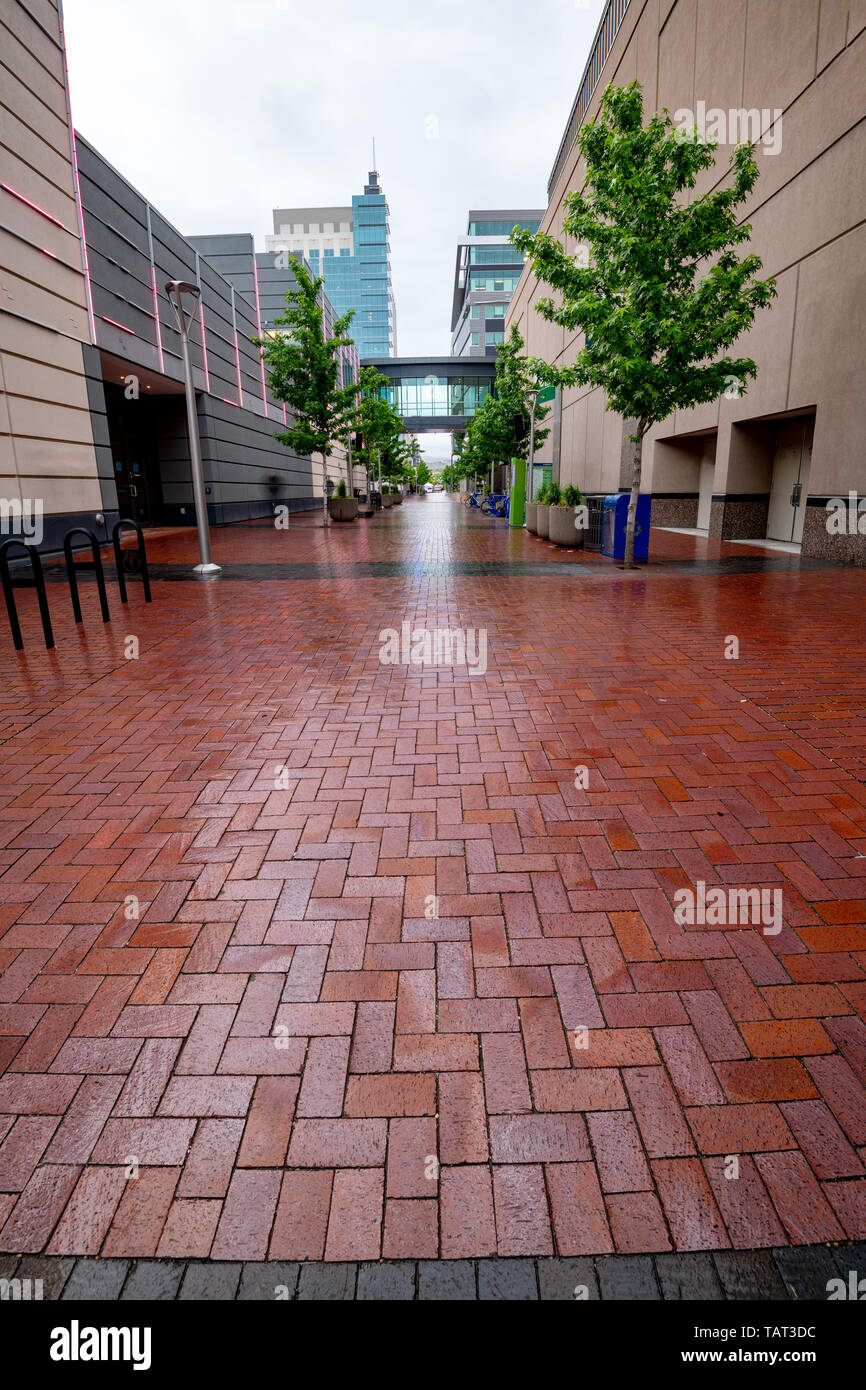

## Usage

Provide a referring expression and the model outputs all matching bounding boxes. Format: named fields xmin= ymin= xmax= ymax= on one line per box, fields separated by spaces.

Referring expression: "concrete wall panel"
xmin=508 ymin=0 xmax=866 ymax=551
xmin=0 ymin=0 xmax=100 ymax=533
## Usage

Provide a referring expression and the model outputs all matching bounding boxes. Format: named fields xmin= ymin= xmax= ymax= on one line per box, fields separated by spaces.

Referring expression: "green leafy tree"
xmin=255 ymin=256 xmax=357 ymax=527
xmin=466 ymin=397 xmax=505 ymax=489
xmin=440 ymin=463 xmax=460 ymax=492
xmin=347 ymin=365 xmax=404 ymax=497
xmin=493 ymin=325 xmax=551 ymax=463
xmin=462 ymin=326 xmax=551 ymax=491
xmin=382 ymin=434 xmax=413 ymax=489
xmin=451 ymin=433 xmax=477 ymax=490
xmin=512 ymin=81 xmax=777 ymax=567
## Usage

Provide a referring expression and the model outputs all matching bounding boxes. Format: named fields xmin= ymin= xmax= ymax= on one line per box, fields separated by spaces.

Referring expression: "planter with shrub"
xmin=548 ymin=484 xmax=585 ymax=547
xmin=380 ymin=484 xmax=395 ymax=508
xmin=535 ymin=482 xmax=551 ymax=538
xmin=328 ymin=479 xmax=358 ymax=522
xmin=525 ymin=498 xmax=538 ymax=534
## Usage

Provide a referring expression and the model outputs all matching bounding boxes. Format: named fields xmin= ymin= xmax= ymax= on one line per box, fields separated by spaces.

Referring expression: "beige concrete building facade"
xmin=508 ymin=0 xmax=866 ymax=562
xmin=0 ymin=0 xmax=105 ymax=549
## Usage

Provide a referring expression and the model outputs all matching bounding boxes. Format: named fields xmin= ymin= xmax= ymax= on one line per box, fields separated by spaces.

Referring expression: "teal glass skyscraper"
xmin=268 ymin=168 xmax=397 ymax=359
xmin=352 ymin=171 xmax=394 ymax=358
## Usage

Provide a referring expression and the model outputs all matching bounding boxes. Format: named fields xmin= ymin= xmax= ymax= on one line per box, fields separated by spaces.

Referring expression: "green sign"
xmin=536 ymin=385 xmax=556 ymax=403
xmin=530 ymin=465 xmax=552 ymax=501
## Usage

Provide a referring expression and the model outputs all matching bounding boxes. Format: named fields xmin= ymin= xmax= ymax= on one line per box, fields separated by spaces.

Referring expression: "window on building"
xmin=469 ymin=273 xmax=521 ymax=294
xmin=468 ymin=219 xmax=541 ymax=237
xmin=486 ymin=304 xmax=506 ymax=318
xmin=468 ymin=246 xmax=524 ymax=265
xmin=471 ymin=333 xmax=479 ymax=346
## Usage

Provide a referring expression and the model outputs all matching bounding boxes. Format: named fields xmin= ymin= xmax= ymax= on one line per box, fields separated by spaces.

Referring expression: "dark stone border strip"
xmin=1 ymin=1244 xmax=863 ymax=1301
xmin=37 ymin=555 xmax=843 ymax=585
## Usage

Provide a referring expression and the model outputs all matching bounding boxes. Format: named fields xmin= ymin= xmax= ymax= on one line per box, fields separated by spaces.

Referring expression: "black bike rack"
xmin=63 ymin=528 xmax=110 ymax=625
xmin=0 ymin=539 xmax=54 ymax=651
xmin=111 ymin=519 xmax=151 ymax=604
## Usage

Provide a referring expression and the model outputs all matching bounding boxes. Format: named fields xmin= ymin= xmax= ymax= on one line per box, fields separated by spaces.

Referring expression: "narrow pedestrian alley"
xmin=1 ymin=496 xmax=864 ymax=1285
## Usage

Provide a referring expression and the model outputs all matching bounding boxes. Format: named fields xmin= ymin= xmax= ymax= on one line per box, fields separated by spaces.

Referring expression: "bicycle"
xmin=482 ymin=493 xmax=508 ymax=516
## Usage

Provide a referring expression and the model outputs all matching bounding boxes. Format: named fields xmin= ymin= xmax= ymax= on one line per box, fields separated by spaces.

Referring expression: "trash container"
xmin=601 ymin=494 xmax=651 ymax=560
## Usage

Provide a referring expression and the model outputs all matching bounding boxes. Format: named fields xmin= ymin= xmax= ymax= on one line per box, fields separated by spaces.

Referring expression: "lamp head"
xmin=165 ymin=279 xmax=201 ymax=301
xmin=165 ymin=280 xmax=201 ymax=336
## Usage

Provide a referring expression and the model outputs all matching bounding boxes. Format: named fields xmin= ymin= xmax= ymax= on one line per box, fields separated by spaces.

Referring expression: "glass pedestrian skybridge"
xmin=359 ymin=356 xmax=497 ymax=432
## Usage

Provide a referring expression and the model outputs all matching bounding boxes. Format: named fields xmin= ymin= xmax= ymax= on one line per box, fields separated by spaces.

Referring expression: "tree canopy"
xmin=460 ymin=324 xmax=551 ymax=483
xmin=511 ymin=81 xmax=777 ymax=564
xmin=254 ymin=255 xmax=357 ymax=524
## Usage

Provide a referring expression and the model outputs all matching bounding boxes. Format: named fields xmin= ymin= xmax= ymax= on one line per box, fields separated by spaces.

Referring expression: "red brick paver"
xmin=1 ymin=500 xmax=865 ymax=1258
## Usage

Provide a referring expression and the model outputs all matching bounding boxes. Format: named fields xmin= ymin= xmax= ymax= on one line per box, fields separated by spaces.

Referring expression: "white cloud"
xmin=61 ymin=0 xmax=606 ymax=359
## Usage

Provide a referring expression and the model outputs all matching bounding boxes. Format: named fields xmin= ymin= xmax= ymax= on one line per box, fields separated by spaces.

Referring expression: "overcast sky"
xmin=61 ymin=0 xmax=604 ymax=462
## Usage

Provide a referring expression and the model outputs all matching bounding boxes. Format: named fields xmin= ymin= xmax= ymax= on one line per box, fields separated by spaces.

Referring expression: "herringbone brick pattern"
xmin=0 ymin=499 xmax=864 ymax=1260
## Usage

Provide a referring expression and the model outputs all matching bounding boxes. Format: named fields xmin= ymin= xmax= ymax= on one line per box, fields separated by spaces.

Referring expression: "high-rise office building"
xmin=267 ymin=169 xmax=397 ymax=359
xmin=451 ymin=210 xmax=544 ymax=357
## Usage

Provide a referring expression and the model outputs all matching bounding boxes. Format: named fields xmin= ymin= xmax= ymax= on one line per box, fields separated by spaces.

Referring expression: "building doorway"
xmin=105 ymin=384 xmax=164 ymax=528
xmin=766 ymin=416 xmax=814 ymax=544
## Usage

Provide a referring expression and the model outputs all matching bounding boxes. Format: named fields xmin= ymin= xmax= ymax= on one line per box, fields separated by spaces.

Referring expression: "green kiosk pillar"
xmin=509 ymin=456 xmax=526 ymax=528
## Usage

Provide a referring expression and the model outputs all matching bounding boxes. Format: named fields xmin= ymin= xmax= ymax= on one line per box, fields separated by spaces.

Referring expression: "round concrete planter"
xmin=548 ymin=505 xmax=584 ymax=548
xmin=536 ymin=504 xmax=550 ymax=539
xmin=393 ymin=494 xmax=403 ymax=505
xmin=381 ymin=493 xmax=395 ymax=508
xmin=328 ymin=497 xmax=359 ymax=522
xmin=525 ymin=501 xmax=538 ymax=534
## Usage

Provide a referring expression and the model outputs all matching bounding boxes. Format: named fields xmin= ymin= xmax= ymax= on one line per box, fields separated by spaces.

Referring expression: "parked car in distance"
xmin=424 ymin=482 xmax=434 ymax=493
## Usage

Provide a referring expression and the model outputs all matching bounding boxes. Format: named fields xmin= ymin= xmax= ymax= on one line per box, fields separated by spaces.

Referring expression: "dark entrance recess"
xmin=104 ymin=384 xmax=164 ymax=528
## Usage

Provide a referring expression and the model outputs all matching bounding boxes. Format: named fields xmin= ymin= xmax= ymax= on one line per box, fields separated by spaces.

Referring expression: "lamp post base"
xmin=193 ymin=562 xmax=222 ymax=574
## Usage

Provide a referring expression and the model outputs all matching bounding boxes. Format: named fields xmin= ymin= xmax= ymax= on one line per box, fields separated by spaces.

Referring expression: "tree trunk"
xmin=322 ymin=452 xmax=330 ymax=527
xmin=622 ymin=423 xmax=647 ymax=569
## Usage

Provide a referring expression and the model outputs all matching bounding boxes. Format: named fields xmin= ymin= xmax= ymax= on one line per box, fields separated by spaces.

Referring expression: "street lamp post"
xmin=527 ymin=388 xmax=540 ymax=500
xmin=165 ymin=280 xmax=220 ymax=574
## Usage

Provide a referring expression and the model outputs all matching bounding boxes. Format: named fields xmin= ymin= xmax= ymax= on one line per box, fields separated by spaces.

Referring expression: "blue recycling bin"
xmin=601 ymin=494 xmax=651 ymax=560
